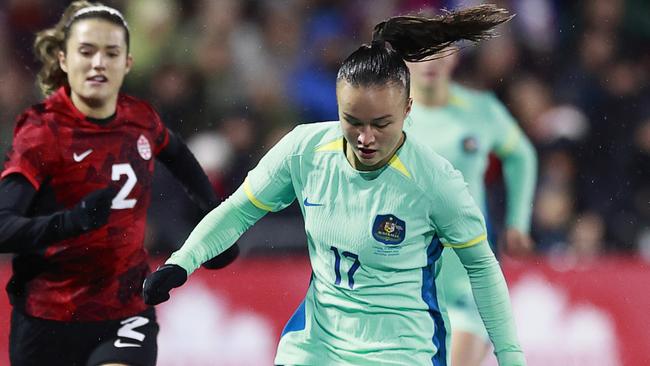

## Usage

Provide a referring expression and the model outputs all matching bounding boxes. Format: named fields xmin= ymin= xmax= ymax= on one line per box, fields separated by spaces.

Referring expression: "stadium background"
xmin=0 ymin=0 xmax=649 ymax=365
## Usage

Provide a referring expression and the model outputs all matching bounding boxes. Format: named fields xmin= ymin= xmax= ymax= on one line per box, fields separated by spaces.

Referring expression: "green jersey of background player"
xmin=143 ymin=5 xmax=526 ymax=366
xmin=406 ymin=48 xmax=537 ymax=365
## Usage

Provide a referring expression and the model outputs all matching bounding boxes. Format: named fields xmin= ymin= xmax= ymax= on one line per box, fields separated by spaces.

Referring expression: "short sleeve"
xmin=1 ymin=111 xmax=60 ymax=190
xmin=243 ymin=128 xmax=300 ymax=212
xmin=428 ymin=156 xmax=487 ymax=248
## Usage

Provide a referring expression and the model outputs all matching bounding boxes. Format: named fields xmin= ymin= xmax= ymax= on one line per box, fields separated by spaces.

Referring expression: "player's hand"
xmin=502 ymin=228 xmax=534 ymax=257
xmin=69 ymin=187 xmax=118 ymax=232
xmin=142 ymin=264 xmax=187 ymax=305
xmin=202 ymin=243 xmax=240 ymax=269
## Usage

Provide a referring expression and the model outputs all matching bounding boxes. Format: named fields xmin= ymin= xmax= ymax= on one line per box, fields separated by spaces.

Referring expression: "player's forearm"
xmin=0 ymin=175 xmax=81 ymax=253
xmin=166 ymin=185 xmax=266 ymax=274
xmin=0 ymin=210 xmax=79 ymax=253
xmin=157 ymin=130 xmax=220 ymax=213
xmin=454 ymin=241 xmax=526 ymax=365
xmin=501 ymin=136 xmax=537 ymax=232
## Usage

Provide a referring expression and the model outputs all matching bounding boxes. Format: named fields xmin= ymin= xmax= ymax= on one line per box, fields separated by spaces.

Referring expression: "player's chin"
xmin=359 ymin=158 xmax=380 ymax=168
xmin=82 ymin=91 xmax=115 ymax=108
xmin=85 ymin=81 xmax=117 ymax=94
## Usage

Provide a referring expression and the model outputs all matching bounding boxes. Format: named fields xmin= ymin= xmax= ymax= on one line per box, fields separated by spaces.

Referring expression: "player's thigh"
xmin=86 ymin=307 xmax=159 ymax=366
xmin=451 ymin=330 xmax=491 ymax=366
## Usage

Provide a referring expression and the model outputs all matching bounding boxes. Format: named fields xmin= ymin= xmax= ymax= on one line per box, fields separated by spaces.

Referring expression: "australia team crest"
xmin=372 ymin=214 xmax=406 ymax=245
xmin=137 ymin=134 xmax=152 ymax=160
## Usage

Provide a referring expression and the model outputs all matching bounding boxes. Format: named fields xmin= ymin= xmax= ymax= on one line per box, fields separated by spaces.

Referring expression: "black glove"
xmin=68 ymin=187 xmax=118 ymax=232
xmin=142 ymin=264 xmax=187 ymax=305
xmin=202 ymin=243 xmax=240 ymax=269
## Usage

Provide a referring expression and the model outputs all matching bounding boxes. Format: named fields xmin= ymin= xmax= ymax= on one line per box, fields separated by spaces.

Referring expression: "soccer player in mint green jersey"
xmin=143 ymin=5 xmax=526 ymax=366
xmin=406 ymin=49 xmax=537 ymax=366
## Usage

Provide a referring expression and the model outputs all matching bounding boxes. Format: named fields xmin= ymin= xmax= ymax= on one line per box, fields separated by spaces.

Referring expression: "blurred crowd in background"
xmin=1 ymin=0 xmax=649 ymax=263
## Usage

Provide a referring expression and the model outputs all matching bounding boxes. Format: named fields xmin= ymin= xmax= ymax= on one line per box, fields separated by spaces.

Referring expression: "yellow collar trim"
xmin=387 ymin=154 xmax=412 ymax=179
xmin=449 ymin=94 xmax=468 ymax=108
xmin=316 ymin=137 xmax=411 ymax=179
xmin=315 ymin=138 xmax=344 ymax=152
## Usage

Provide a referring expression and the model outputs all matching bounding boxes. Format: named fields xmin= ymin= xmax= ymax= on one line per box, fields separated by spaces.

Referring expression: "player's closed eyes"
xmin=344 ymin=118 xmax=363 ymax=127
xmin=344 ymin=118 xmax=390 ymax=128
xmin=79 ymin=47 xmax=94 ymax=56
xmin=374 ymin=122 xmax=390 ymax=128
xmin=78 ymin=47 xmax=120 ymax=58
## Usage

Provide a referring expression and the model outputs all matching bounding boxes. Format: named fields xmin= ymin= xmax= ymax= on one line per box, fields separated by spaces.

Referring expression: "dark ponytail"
xmin=337 ymin=4 xmax=512 ymax=94
xmin=372 ymin=5 xmax=512 ymax=62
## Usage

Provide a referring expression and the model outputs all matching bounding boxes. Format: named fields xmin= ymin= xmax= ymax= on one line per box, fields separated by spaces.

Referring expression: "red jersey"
xmin=2 ymin=87 xmax=169 ymax=321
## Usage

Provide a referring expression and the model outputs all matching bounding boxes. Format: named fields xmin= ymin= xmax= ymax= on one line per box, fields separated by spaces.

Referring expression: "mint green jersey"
xmin=166 ymin=121 xmax=525 ymax=366
xmin=240 ymin=122 xmax=486 ymax=365
xmin=406 ymin=83 xmax=536 ymax=231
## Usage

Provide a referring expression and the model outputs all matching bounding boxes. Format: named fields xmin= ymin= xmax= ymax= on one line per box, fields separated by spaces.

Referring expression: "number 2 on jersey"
xmin=330 ymin=246 xmax=360 ymax=289
xmin=111 ymin=163 xmax=137 ymax=209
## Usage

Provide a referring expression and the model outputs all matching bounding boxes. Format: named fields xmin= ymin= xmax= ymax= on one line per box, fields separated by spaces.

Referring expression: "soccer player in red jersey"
xmin=0 ymin=2 xmax=237 ymax=365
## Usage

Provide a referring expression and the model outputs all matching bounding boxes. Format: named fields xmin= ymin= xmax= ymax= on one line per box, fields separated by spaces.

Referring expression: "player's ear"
xmin=404 ymin=97 xmax=413 ymax=118
xmin=58 ymin=51 xmax=68 ymax=73
xmin=125 ymin=54 xmax=133 ymax=74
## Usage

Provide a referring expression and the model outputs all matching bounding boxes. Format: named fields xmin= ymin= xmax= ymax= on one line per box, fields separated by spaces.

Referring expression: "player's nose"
xmin=357 ymin=125 xmax=375 ymax=146
xmin=91 ymin=53 xmax=107 ymax=70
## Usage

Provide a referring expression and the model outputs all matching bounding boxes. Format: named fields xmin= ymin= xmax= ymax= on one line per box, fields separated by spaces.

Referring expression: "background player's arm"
xmin=490 ymin=96 xmax=538 ymax=235
xmin=0 ymin=174 xmax=114 ymax=253
xmin=156 ymin=129 xmax=220 ymax=213
xmin=497 ymin=131 xmax=537 ymax=255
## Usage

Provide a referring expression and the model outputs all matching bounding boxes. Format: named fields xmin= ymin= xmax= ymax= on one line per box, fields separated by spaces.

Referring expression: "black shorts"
xmin=9 ymin=307 xmax=158 ymax=366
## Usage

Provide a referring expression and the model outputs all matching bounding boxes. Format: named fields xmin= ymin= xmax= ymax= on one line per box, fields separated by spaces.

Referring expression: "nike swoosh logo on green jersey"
xmin=303 ymin=197 xmax=324 ymax=207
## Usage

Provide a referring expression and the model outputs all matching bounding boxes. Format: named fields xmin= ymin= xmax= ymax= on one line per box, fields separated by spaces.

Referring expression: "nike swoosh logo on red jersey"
xmin=113 ymin=339 xmax=142 ymax=348
xmin=73 ymin=149 xmax=93 ymax=162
